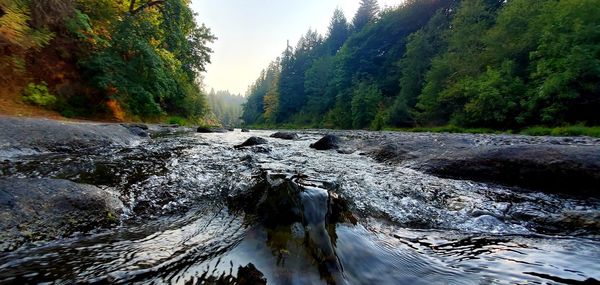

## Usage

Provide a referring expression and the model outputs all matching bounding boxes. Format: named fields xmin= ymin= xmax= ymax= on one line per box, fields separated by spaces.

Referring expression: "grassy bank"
xmin=392 ymin=125 xmax=600 ymax=138
xmin=248 ymin=124 xmax=600 ymax=138
xmin=520 ymin=126 xmax=600 ymax=138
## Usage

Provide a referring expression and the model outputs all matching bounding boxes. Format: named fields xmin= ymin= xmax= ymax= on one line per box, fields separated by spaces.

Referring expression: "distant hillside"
xmin=207 ymin=90 xmax=245 ymax=127
xmin=242 ymin=0 xmax=600 ymax=130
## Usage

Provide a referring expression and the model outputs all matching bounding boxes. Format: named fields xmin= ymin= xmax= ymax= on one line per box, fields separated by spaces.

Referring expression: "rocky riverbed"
xmin=0 ymin=116 xmax=599 ymax=284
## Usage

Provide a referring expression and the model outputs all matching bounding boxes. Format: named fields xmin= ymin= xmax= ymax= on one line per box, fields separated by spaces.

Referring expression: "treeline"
xmin=206 ymin=89 xmax=245 ymax=127
xmin=242 ymin=0 xmax=600 ymax=130
xmin=0 ymin=0 xmax=215 ymax=121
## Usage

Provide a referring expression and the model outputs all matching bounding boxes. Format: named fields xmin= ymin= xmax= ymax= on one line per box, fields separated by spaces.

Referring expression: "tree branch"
xmin=129 ymin=0 xmax=136 ymax=13
xmin=130 ymin=0 xmax=165 ymax=15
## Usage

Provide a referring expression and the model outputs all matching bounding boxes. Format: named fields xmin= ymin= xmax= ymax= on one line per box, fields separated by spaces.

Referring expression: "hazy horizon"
xmin=190 ymin=0 xmax=405 ymax=96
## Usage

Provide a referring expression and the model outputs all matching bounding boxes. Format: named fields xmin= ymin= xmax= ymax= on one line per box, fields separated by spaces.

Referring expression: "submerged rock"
xmin=234 ymin=136 xmax=268 ymax=149
xmin=241 ymin=128 xmax=250 ymax=132
xmin=269 ymin=132 xmax=299 ymax=140
xmin=310 ymin=135 xmax=340 ymax=150
xmin=0 ymin=178 xmax=124 ymax=251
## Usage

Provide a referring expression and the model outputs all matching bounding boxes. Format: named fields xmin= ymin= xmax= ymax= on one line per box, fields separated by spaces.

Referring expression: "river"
xmin=1 ymin=129 xmax=599 ymax=284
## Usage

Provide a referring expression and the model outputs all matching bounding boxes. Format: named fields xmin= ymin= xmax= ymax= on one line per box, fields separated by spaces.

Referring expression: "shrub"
xmin=22 ymin=82 xmax=57 ymax=107
xmin=166 ymin=116 xmax=188 ymax=126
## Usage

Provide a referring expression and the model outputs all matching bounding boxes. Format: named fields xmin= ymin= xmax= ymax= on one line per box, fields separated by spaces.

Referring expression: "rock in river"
xmin=0 ymin=178 xmax=124 ymax=251
xmin=419 ymin=144 xmax=600 ymax=197
xmin=197 ymin=126 xmax=228 ymax=133
xmin=0 ymin=116 xmax=146 ymax=157
xmin=269 ymin=132 xmax=299 ymax=140
xmin=310 ymin=134 xmax=340 ymax=150
xmin=235 ymin=136 xmax=267 ymax=148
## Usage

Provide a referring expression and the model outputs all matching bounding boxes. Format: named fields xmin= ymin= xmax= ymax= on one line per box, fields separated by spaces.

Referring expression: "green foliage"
xmin=391 ymin=9 xmax=451 ymax=127
xmin=166 ymin=116 xmax=188 ymax=126
xmin=351 ymin=81 xmax=382 ymax=129
xmin=352 ymin=0 xmax=379 ymax=32
xmin=207 ymin=90 xmax=245 ymax=127
xmin=0 ymin=0 xmax=53 ymax=79
xmin=238 ymin=0 xmax=600 ymax=131
xmin=65 ymin=9 xmax=100 ymax=43
xmin=526 ymin=0 xmax=600 ymax=125
xmin=1 ymin=0 xmax=214 ymax=121
xmin=82 ymin=1 xmax=215 ymax=119
xmin=242 ymin=60 xmax=280 ymax=125
xmin=22 ymin=82 xmax=57 ymax=107
xmin=521 ymin=126 xmax=600 ymax=138
xmin=386 ymin=125 xmax=500 ymax=134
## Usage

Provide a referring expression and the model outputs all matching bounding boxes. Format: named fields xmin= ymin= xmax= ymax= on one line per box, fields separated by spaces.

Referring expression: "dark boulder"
xmin=419 ymin=144 xmax=600 ymax=197
xmin=310 ymin=135 xmax=340 ymax=150
xmin=197 ymin=126 xmax=228 ymax=133
xmin=270 ymin=132 xmax=299 ymax=140
xmin=241 ymin=128 xmax=250 ymax=132
xmin=0 ymin=178 xmax=124 ymax=251
xmin=227 ymin=127 xmax=235 ymax=131
xmin=235 ymin=136 xmax=267 ymax=148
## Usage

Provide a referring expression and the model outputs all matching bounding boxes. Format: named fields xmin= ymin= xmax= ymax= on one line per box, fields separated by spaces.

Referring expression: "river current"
xmin=0 ymin=130 xmax=598 ymax=284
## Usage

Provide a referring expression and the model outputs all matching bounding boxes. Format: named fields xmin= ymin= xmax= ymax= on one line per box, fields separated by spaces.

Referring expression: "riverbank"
xmin=247 ymin=123 xmax=600 ymax=138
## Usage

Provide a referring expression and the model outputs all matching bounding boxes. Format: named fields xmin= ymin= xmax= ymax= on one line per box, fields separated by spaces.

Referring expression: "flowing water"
xmin=1 ymin=130 xmax=599 ymax=284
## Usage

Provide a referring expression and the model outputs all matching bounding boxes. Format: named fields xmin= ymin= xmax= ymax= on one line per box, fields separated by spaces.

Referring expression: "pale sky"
xmin=190 ymin=0 xmax=405 ymax=95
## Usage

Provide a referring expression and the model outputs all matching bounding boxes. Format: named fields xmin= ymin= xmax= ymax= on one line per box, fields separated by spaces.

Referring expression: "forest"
xmin=206 ymin=89 xmax=244 ymax=127
xmin=241 ymin=0 xmax=600 ymax=131
xmin=0 ymin=0 xmax=215 ymax=122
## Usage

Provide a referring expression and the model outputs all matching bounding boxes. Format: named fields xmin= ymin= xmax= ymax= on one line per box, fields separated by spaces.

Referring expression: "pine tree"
xmin=326 ymin=8 xmax=349 ymax=55
xmin=352 ymin=0 xmax=379 ymax=32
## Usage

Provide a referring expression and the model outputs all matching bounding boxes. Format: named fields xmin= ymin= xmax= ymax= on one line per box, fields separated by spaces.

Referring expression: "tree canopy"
xmin=0 ymin=0 xmax=215 ymax=121
xmin=242 ymin=0 xmax=600 ymax=130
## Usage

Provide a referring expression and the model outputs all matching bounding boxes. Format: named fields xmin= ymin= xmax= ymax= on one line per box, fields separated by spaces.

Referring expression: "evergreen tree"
xmin=352 ymin=0 xmax=379 ymax=32
xmin=326 ymin=8 xmax=349 ymax=55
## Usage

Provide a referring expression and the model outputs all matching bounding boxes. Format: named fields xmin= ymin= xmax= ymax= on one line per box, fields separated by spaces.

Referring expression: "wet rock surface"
xmin=270 ymin=131 xmax=299 ymax=140
xmin=355 ymin=131 xmax=600 ymax=197
xmin=419 ymin=144 xmax=600 ymax=197
xmin=310 ymin=134 xmax=341 ymax=150
xmin=0 ymin=116 xmax=147 ymax=157
xmin=234 ymin=136 xmax=268 ymax=148
xmin=0 ymin=178 xmax=123 ymax=251
xmin=196 ymin=126 xmax=229 ymax=133
xmin=0 ymin=118 xmax=599 ymax=284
